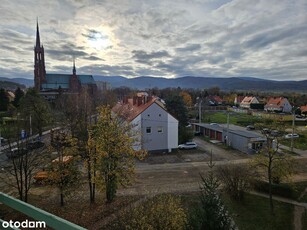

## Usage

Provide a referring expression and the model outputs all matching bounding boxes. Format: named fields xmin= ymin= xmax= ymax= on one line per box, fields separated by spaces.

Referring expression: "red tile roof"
xmin=300 ymin=105 xmax=307 ymax=112
xmin=112 ymin=96 xmax=157 ymax=122
xmin=265 ymin=97 xmax=287 ymax=109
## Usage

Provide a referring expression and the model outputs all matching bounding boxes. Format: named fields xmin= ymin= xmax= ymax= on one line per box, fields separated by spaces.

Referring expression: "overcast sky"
xmin=1 ymin=0 xmax=307 ymax=81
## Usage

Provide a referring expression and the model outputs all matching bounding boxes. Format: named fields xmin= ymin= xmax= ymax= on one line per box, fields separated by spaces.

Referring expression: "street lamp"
xmin=290 ymin=107 xmax=296 ymax=152
xmin=197 ymin=97 xmax=202 ymax=124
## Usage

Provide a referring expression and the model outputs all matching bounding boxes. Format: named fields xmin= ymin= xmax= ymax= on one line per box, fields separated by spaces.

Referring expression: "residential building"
xmin=207 ymin=95 xmax=224 ymax=106
xmin=34 ymin=21 xmax=97 ymax=100
xmin=240 ymin=96 xmax=259 ymax=109
xmin=300 ymin=105 xmax=307 ymax=116
xmin=264 ymin=97 xmax=292 ymax=113
xmin=234 ymin=95 xmax=245 ymax=106
xmin=112 ymin=92 xmax=178 ymax=153
xmin=193 ymin=123 xmax=266 ymax=154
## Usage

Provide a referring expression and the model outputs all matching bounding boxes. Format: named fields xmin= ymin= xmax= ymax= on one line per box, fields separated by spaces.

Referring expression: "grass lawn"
xmin=182 ymin=192 xmax=294 ymax=230
xmin=202 ymin=111 xmax=262 ymax=126
xmin=222 ymin=193 xmax=294 ymax=230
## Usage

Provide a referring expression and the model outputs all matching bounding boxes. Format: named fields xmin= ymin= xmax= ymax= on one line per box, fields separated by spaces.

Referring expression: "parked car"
xmin=246 ymin=125 xmax=255 ymax=130
xmin=6 ymin=147 xmax=28 ymax=159
xmin=284 ymin=133 xmax=299 ymax=139
xmin=262 ymin=128 xmax=270 ymax=134
xmin=210 ymin=123 xmax=219 ymax=126
xmin=271 ymin=130 xmax=282 ymax=137
xmin=27 ymin=141 xmax=45 ymax=150
xmin=0 ymin=137 xmax=8 ymax=144
xmin=178 ymin=142 xmax=198 ymax=149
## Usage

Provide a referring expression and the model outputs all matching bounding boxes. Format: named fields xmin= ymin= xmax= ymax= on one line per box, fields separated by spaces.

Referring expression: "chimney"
xmin=137 ymin=96 xmax=143 ymax=106
xmin=133 ymin=96 xmax=137 ymax=105
xmin=123 ymin=96 xmax=128 ymax=104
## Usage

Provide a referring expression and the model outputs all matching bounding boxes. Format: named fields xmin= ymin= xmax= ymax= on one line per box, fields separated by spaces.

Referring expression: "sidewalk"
xmin=279 ymin=144 xmax=307 ymax=157
xmin=249 ymin=191 xmax=307 ymax=209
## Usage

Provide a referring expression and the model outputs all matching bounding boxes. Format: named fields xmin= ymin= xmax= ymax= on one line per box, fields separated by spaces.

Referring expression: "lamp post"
xmin=290 ymin=108 xmax=295 ymax=152
xmin=226 ymin=111 xmax=230 ymax=146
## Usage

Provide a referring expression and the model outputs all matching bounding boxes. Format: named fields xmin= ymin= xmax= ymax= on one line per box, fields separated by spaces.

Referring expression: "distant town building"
xmin=264 ymin=97 xmax=292 ymax=113
xmin=112 ymin=92 xmax=178 ymax=153
xmin=234 ymin=95 xmax=245 ymax=106
xmin=34 ymin=21 xmax=97 ymax=99
xmin=240 ymin=96 xmax=259 ymax=109
xmin=207 ymin=95 xmax=224 ymax=106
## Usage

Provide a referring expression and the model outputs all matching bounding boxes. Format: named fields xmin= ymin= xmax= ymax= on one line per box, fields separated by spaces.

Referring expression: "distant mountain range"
xmin=93 ymin=76 xmax=307 ymax=92
xmin=1 ymin=76 xmax=306 ymax=92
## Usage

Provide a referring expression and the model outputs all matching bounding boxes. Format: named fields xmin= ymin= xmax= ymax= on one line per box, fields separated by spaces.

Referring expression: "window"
xmin=146 ymin=127 xmax=151 ymax=134
xmin=157 ymin=126 xmax=163 ymax=133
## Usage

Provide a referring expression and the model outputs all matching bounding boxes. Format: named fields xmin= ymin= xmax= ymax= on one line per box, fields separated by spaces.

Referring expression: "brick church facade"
xmin=34 ymin=21 xmax=97 ymax=99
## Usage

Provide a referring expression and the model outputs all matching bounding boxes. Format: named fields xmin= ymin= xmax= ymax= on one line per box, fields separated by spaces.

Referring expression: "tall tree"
xmin=0 ymin=88 xmax=10 ymax=111
xmin=48 ymin=130 xmax=80 ymax=206
xmin=92 ymin=106 xmax=145 ymax=203
xmin=19 ymin=88 xmax=52 ymax=136
xmin=0 ymin=116 xmax=43 ymax=202
xmin=12 ymin=87 xmax=24 ymax=108
xmin=252 ymin=124 xmax=295 ymax=214
xmin=165 ymin=95 xmax=189 ymax=126
xmin=165 ymin=95 xmax=192 ymax=143
xmin=180 ymin=91 xmax=193 ymax=108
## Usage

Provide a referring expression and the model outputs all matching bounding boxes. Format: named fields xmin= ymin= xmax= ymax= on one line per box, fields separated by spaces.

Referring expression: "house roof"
xmin=241 ymin=96 xmax=256 ymax=104
xmin=265 ymin=97 xmax=289 ymax=109
xmin=112 ymin=97 xmax=157 ymax=122
xmin=300 ymin=105 xmax=307 ymax=112
xmin=235 ymin=96 xmax=245 ymax=103
xmin=42 ymin=74 xmax=95 ymax=90
xmin=208 ymin=95 xmax=223 ymax=103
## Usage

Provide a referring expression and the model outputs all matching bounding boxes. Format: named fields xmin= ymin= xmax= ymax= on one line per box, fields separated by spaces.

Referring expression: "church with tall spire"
xmin=34 ymin=20 xmax=97 ymax=99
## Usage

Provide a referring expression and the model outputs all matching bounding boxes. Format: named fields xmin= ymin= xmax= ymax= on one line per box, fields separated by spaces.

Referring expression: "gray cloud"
xmin=0 ymin=0 xmax=307 ymax=81
xmin=175 ymin=44 xmax=201 ymax=53
xmin=132 ymin=50 xmax=171 ymax=65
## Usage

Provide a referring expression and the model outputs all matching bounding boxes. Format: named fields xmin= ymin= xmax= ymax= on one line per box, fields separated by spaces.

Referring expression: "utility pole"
xmin=199 ymin=99 xmax=202 ymax=124
xmin=226 ymin=112 xmax=230 ymax=146
xmin=290 ymin=110 xmax=295 ymax=152
xmin=29 ymin=114 xmax=32 ymax=136
xmin=0 ymin=128 xmax=2 ymax=154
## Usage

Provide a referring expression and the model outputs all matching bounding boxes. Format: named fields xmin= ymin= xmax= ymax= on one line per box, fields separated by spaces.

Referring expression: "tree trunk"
xmin=60 ymin=192 xmax=64 ymax=206
xmin=268 ymin=159 xmax=274 ymax=214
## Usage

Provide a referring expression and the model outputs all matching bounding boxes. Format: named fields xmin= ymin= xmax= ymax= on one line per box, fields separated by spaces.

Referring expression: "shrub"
xmin=113 ymin=194 xmax=187 ymax=230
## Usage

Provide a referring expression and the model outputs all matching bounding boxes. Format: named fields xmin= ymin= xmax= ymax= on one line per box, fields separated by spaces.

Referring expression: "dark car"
xmin=6 ymin=147 xmax=28 ymax=159
xmin=27 ymin=141 xmax=45 ymax=150
xmin=246 ymin=125 xmax=255 ymax=130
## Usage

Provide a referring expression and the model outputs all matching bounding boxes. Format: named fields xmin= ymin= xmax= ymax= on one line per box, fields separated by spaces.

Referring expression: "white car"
xmin=178 ymin=142 xmax=198 ymax=149
xmin=284 ymin=133 xmax=299 ymax=139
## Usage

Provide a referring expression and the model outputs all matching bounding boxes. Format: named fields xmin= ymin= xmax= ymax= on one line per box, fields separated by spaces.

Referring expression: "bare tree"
xmin=252 ymin=123 xmax=295 ymax=214
xmin=0 ymin=119 xmax=44 ymax=202
xmin=216 ymin=163 xmax=253 ymax=201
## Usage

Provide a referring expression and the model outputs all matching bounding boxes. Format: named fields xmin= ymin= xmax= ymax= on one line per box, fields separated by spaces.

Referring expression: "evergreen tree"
xmin=12 ymin=87 xmax=24 ymax=108
xmin=190 ymin=155 xmax=236 ymax=230
xmin=0 ymin=88 xmax=10 ymax=111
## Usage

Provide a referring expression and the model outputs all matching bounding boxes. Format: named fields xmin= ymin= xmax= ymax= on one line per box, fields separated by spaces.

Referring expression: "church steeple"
xmin=36 ymin=18 xmax=40 ymax=48
xmin=34 ymin=19 xmax=46 ymax=91
xmin=73 ymin=58 xmax=76 ymax=75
